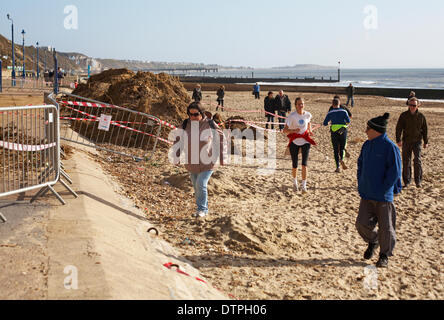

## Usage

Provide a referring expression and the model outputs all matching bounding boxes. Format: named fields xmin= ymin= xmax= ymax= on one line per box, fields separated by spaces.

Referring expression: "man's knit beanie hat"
xmin=368 ymin=113 xmax=390 ymax=133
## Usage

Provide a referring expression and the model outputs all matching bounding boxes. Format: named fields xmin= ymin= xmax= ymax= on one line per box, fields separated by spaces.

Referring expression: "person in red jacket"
xmin=283 ymin=97 xmax=316 ymax=193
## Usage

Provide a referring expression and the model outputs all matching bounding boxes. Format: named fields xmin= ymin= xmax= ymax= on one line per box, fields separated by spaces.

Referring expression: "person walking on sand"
xmin=274 ymin=90 xmax=292 ymax=130
xmin=253 ymin=83 xmax=260 ymax=99
xmin=396 ymin=97 xmax=429 ymax=188
xmin=346 ymin=83 xmax=355 ymax=108
xmin=216 ymin=85 xmax=225 ymax=111
xmin=331 ymin=95 xmax=352 ymax=119
xmin=283 ymin=97 xmax=316 ymax=193
xmin=172 ymin=102 xmax=227 ymax=218
xmin=356 ymin=113 xmax=402 ymax=268
xmin=264 ymin=91 xmax=276 ymax=130
xmin=192 ymin=84 xmax=202 ymax=102
xmin=406 ymin=91 xmax=416 ymax=106
xmin=331 ymin=95 xmax=352 ymax=158
xmin=323 ymin=98 xmax=351 ymax=173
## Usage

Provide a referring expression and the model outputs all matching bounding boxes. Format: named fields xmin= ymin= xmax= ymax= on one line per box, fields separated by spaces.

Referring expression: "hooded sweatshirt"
xmin=357 ymin=133 xmax=402 ymax=202
xmin=173 ymin=116 xmax=227 ymax=173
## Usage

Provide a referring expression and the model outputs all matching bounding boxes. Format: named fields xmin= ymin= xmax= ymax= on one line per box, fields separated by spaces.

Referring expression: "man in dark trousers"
xmin=192 ymin=84 xmax=202 ymax=102
xmin=264 ymin=91 xmax=275 ymax=130
xmin=346 ymin=83 xmax=355 ymax=107
xmin=274 ymin=90 xmax=291 ymax=130
xmin=396 ymin=97 xmax=429 ymax=188
xmin=331 ymin=96 xmax=352 ymax=158
xmin=356 ymin=113 xmax=402 ymax=268
xmin=323 ymin=98 xmax=351 ymax=173
xmin=253 ymin=83 xmax=260 ymax=99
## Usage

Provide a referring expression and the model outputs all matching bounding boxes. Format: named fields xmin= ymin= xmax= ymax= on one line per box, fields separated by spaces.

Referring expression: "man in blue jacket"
xmin=323 ymin=99 xmax=351 ymax=172
xmin=253 ymin=83 xmax=260 ymax=99
xmin=356 ymin=113 xmax=402 ymax=268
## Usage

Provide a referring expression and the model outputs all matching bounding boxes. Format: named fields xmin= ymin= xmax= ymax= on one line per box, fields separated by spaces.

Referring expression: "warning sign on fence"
xmin=98 ymin=114 xmax=112 ymax=131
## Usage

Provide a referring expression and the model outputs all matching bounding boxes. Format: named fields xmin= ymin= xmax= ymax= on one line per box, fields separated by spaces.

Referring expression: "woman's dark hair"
xmin=295 ymin=97 xmax=303 ymax=104
xmin=187 ymin=102 xmax=205 ymax=117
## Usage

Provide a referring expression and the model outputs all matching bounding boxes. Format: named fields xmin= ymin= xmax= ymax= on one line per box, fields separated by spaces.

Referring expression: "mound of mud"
xmin=73 ymin=69 xmax=191 ymax=125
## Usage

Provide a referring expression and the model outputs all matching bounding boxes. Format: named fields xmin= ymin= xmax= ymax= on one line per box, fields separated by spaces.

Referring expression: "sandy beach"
xmin=91 ymin=90 xmax=443 ymax=300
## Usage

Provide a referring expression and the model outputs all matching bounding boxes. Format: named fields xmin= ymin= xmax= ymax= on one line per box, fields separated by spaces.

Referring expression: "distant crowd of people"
xmin=182 ymin=84 xmax=428 ymax=268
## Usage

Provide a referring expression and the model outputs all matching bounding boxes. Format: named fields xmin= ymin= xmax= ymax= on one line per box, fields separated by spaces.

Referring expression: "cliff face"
xmin=0 ymin=33 xmax=83 ymax=73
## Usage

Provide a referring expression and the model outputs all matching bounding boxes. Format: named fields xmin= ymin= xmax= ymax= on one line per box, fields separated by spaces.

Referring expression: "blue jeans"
xmin=346 ymin=96 xmax=354 ymax=107
xmin=190 ymin=171 xmax=213 ymax=213
xmin=278 ymin=111 xmax=286 ymax=130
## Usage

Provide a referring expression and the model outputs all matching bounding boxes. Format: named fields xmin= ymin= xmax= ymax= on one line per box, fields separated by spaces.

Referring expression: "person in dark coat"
xmin=192 ymin=84 xmax=202 ymax=102
xmin=346 ymin=83 xmax=355 ymax=107
xmin=216 ymin=85 xmax=225 ymax=111
xmin=274 ymin=90 xmax=292 ymax=130
xmin=406 ymin=91 xmax=416 ymax=106
xmin=396 ymin=97 xmax=429 ymax=188
xmin=264 ymin=91 xmax=275 ymax=129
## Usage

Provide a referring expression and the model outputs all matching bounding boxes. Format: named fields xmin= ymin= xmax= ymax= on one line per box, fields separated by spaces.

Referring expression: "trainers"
xmin=416 ymin=182 xmax=422 ymax=188
xmin=335 ymin=167 xmax=341 ymax=173
xmin=364 ymin=243 xmax=378 ymax=260
xmin=345 ymin=149 xmax=351 ymax=158
xmin=301 ymin=186 xmax=308 ymax=194
xmin=198 ymin=211 xmax=208 ymax=218
xmin=376 ymin=254 xmax=389 ymax=268
xmin=340 ymin=160 xmax=348 ymax=170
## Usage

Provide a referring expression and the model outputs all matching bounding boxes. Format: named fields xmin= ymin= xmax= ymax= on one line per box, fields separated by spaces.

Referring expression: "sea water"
xmin=186 ymin=68 xmax=444 ymax=90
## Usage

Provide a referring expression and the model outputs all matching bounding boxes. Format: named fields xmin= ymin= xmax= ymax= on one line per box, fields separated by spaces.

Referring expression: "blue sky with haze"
xmin=1 ymin=0 xmax=443 ymax=68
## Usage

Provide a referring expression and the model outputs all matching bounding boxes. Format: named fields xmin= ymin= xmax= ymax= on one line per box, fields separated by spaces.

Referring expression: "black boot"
xmin=376 ymin=254 xmax=389 ymax=268
xmin=364 ymin=243 xmax=378 ymax=260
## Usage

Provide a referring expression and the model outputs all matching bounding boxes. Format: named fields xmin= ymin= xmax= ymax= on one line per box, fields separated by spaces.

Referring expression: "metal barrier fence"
xmin=0 ymin=104 xmax=59 ymax=200
xmin=0 ymin=77 xmax=56 ymax=91
xmin=49 ymin=92 xmax=163 ymax=161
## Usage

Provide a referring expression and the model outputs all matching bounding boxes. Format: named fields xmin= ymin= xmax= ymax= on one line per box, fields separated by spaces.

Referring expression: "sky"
xmin=1 ymin=0 xmax=444 ymax=68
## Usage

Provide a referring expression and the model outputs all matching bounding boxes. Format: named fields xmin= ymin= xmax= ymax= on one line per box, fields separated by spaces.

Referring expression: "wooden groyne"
xmin=181 ymin=82 xmax=444 ymax=100
xmin=180 ymin=76 xmax=339 ymax=84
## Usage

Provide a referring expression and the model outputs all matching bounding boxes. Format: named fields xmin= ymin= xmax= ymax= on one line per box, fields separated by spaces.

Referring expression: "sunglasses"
xmin=188 ymin=112 xmax=200 ymax=117
xmin=408 ymin=104 xmax=418 ymax=107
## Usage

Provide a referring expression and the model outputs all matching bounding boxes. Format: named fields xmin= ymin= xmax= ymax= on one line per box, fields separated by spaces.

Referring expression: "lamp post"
xmin=44 ymin=47 xmax=47 ymax=72
xmin=338 ymin=61 xmax=341 ymax=82
xmin=53 ymin=49 xmax=58 ymax=94
xmin=7 ymin=14 xmax=16 ymax=86
xmin=36 ymin=42 xmax=40 ymax=80
xmin=21 ymin=29 xmax=26 ymax=79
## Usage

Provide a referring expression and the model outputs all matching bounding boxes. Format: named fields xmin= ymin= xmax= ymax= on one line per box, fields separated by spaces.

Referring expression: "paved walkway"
xmin=1 ymin=149 xmax=228 ymax=300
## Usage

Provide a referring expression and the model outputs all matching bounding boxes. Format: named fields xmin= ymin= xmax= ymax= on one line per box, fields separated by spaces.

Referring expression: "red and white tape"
xmin=208 ymin=102 xmax=288 ymax=119
xmin=60 ymin=100 xmax=178 ymax=130
xmin=0 ymin=140 xmax=56 ymax=152
xmin=62 ymin=104 xmax=173 ymax=145
xmin=227 ymin=119 xmax=281 ymax=133
xmin=228 ymin=119 xmax=282 ymax=125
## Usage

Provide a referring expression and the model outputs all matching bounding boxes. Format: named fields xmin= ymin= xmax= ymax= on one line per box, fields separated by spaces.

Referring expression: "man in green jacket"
xmin=396 ymin=97 xmax=429 ymax=188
